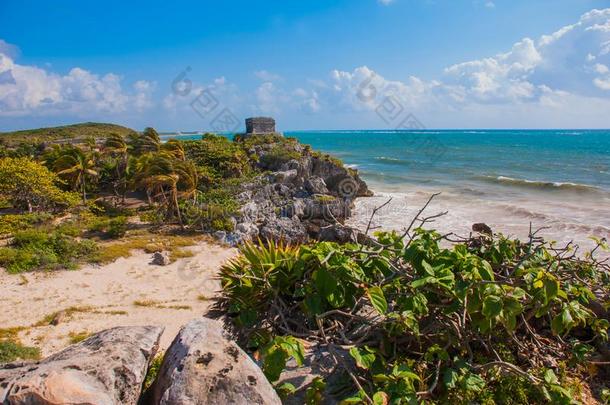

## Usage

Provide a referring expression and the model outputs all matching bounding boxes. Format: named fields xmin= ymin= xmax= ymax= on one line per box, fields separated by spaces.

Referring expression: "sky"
xmin=2 ymin=0 xmax=610 ymax=131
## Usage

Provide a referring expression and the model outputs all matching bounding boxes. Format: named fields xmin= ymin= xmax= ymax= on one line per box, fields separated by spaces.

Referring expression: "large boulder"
xmin=260 ymin=216 xmax=309 ymax=245
xmin=145 ymin=318 xmax=281 ymax=405
xmin=318 ymin=224 xmax=360 ymax=243
xmin=0 ymin=325 xmax=163 ymax=405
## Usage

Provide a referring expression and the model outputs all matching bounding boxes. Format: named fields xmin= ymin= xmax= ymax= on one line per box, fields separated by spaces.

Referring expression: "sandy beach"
xmin=0 ymin=240 xmax=236 ymax=356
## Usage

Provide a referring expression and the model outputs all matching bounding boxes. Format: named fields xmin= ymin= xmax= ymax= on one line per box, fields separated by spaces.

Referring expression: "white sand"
xmin=0 ymin=241 xmax=236 ymax=356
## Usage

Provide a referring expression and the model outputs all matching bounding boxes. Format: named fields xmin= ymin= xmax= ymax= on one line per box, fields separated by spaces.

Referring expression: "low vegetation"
xmin=217 ymin=197 xmax=610 ymax=404
xmin=0 ymin=123 xmax=307 ymax=273
xmin=0 ymin=122 xmax=136 ymax=147
xmin=0 ymin=326 xmax=40 ymax=363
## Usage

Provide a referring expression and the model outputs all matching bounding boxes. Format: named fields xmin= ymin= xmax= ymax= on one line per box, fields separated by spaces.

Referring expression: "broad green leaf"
xmin=372 ymin=391 xmax=389 ymax=405
xmin=367 ymin=286 xmax=388 ymax=314
xmin=482 ymin=295 xmax=503 ymax=318
xmin=480 ymin=260 xmax=495 ymax=281
xmin=349 ymin=347 xmax=376 ymax=370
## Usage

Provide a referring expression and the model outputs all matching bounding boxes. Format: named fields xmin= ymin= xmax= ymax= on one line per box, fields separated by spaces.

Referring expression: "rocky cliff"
xmin=215 ymin=136 xmax=373 ymax=246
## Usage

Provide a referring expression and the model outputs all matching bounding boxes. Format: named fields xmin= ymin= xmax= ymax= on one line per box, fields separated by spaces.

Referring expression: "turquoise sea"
xmin=164 ymin=130 xmax=610 ymax=251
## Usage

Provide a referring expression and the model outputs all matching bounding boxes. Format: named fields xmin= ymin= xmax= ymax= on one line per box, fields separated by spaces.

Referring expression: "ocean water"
xmin=164 ymin=130 xmax=610 ymax=253
xmin=287 ymin=130 xmax=610 ymax=253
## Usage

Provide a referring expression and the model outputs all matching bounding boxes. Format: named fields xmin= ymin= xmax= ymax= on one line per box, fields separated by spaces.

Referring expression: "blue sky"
xmin=2 ymin=0 xmax=610 ymax=131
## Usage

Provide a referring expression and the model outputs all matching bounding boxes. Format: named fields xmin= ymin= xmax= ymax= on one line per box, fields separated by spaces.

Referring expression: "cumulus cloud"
xmin=155 ymin=8 xmax=610 ymax=128
xmin=301 ymin=8 xmax=610 ymax=127
xmin=0 ymin=40 xmax=19 ymax=59
xmin=0 ymin=41 xmax=154 ymax=117
xmin=254 ymin=70 xmax=283 ymax=82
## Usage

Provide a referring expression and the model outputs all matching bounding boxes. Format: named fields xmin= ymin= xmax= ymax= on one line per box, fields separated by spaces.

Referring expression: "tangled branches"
xmin=216 ymin=195 xmax=610 ymax=404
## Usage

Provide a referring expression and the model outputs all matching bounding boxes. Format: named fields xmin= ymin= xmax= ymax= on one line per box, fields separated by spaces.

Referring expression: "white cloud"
xmin=378 ymin=0 xmax=394 ymax=5
xmin=254 ymin=70 xmax=283 ymax=82
xmin=0 ymin=39 xmax=19 ymax=59
xmin=485 ymin=1 xmax=495 ymax=9
xmin=0 ymin=42 xmax=154 ymax=117
xmin=302 ymin=8 xmax=610 ymax=127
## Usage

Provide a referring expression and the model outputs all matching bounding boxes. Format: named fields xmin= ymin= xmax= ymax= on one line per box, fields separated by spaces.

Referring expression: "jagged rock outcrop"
xmin=0 ymin=326 xmax=163 ymax=405
xmin=219 ymin=138 xmax=372 ymax=246
xmin=145 ymin=318 xmax=281 ymax=405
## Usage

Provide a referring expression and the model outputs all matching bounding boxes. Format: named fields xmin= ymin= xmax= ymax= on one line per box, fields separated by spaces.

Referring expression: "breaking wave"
xmin=478 ymin=176 xmax=601 ymax=193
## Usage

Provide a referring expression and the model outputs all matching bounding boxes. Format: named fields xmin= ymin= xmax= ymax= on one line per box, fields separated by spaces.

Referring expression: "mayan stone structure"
xmin=245 ymin=117 xmax=276 ymax=135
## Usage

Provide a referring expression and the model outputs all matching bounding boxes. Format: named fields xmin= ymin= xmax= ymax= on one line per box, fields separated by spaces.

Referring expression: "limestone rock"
xmin=318 ymin=224 xmax=359 ymax=243
xmin=472 ymin=223 xmax=493 ymax=235
xmin=305 ymin=176 xmax=329 ymax=195
xmin=151 ymin=251 xmax=171 ymax=266
xmin=260 ymin=217 xmax=309 ymax=244
xmin=146 ymin=318 xmax=281 ymax=405
xmin=0 ymin=325 xmax=163 ymax=405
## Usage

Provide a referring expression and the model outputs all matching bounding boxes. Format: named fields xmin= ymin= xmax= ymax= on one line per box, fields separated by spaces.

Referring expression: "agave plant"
xmin=218 ymin=239 xmax=304 ymax=329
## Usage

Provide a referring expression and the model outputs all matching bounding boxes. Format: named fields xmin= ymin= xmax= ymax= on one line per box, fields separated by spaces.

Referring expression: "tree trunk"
xmin=82 ymin=181 xmax=87 ymax=203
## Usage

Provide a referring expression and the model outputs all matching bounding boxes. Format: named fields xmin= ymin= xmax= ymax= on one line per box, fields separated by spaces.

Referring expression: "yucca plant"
xmin=218 ymin=239 xmax=304 ymax=330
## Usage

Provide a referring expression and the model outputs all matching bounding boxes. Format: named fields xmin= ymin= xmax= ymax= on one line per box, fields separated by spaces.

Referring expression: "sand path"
xmin=0 ymin=241 xmax=236 ymax=356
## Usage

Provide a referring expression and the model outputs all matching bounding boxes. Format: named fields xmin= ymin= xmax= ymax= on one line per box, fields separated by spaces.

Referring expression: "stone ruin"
xmin=245 ymin=117 xmax=276 ymax=135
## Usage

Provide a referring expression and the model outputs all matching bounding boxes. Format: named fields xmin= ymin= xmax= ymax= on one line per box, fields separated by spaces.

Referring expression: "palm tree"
xmin=174 ymin=160 xmax=199 ymax=200
xmin=53 ymin=146 xmax=99 ymax=203
xmin=162 ymin=139 xmax=186 ymax=160
xmin=128 ymin=127 xmax=161 ymax=155
xmin=104 ymin=133 xmax=129 ymax=200
xmin=131 ymin=152 xmax=198 ymax=227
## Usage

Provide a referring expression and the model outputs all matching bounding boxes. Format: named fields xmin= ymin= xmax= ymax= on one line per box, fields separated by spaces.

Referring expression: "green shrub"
xmin=258 ymin=147 xmax=301 ymax=170
xmin=88 ymin=216 xmax=128 ymax=239
xmin=218 ymin=229 xmax=610 ymax=403
xmin=0 ymin=213 xmax=53 ymax=235
xmin=0 ymin=229 xmax=98 ymax=273
xmin=0 ymin=157 xmax=79 ymax=212
xmin=0 ymin=340 xmax=41 ymax=363
xmin=183 ymin=134 xmax=251 ymax=179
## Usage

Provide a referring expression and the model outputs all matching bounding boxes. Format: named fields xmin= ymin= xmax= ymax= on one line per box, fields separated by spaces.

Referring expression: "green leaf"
xmin=551 ymin=313 xmax=565 ymax=335
xmin=372 ymin=391 xmax=389 ymax=405
xmin=349 ymin=347 xmax=376 ymax=370
xmin=367 ymin=286 xmax=388 ymax=314
xmin=464 ymin=373 xmax=486 ymax=392
xmin=411 ymin=276 xmax=434 ymax=289
xmin=443 ymin=368 xmax=459 ymax=389
xmin=479 ymin=260 xmax=495 ymax=281
xmin=482 ymin=295 xmax=503 ymax=318
xmin=543 ymin=369 xmax=559 ymax=385
xmin=276 ymin=382 xmax=296 ymax=398
xmin=421 ymin=260 xmax=435 ymax=276
xmin=543 ymin=278 xmax=560 ymax=304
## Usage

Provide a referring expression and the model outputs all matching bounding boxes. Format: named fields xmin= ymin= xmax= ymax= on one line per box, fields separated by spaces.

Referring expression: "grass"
xmin=133 ymin=300 xmax=191 ymax=310
xmin=0 ymin=325 xmax=40 ymax=363
xmin=0 ymin=326 xmax=27 ymax=340
xmin=34 ymin=306 xmax=94 ymax=327
xmin=68 ymin=331 xmax=91 ymax=344
xmin=133 ymin=299 xmax=159 ymax=307
xmin=0 ymin=340 xmax=41 ymax=363
xmin=90 ymin=233 xmax=202 ymax=264
xmin=197 ymin=294 xmax=209 ymax=301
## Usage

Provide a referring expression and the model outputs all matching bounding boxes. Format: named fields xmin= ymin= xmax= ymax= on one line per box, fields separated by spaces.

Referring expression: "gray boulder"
xmin=318 ymin=224 xmax=359 ymax=243
xmin=260 ymin=217 xmax=309 ymax=244
xmin=146 ymin=318 xmax=281 ymax=405
xmin=152 ymin=251 xmax=171 ymax=266
xmin=305 ymin=176 xmax=329 ymax=195
xmin=0 ymin=326 xmax=163 ymax=405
